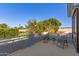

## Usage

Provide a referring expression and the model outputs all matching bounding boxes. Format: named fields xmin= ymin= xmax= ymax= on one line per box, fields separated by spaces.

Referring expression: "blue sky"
xmin=0 ymin=3 xmax=72 ymax=27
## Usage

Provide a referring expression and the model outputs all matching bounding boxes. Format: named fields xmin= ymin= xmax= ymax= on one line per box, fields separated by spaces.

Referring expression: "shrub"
xmin=0 ymin=28 xmax=19 ymax=39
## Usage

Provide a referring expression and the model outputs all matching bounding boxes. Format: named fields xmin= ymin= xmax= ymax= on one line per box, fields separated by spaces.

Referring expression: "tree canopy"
xmin=0 ymin=23 xmax=19 ymax=39
xmin=0 ymin=23 xmax=9 ymax=29
xmin=27 ymin=18 xmax=62 ymax=34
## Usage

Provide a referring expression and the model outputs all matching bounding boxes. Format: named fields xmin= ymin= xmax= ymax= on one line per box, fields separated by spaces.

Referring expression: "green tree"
xmin=0 ymin=23 xmax=9 ymax=29
xmin=27 ymin=18 xmax=62 ymax=35
xmin=40 ymin=18 xmax=61 ymax=33
xmin=27 ymin=19 xmax=37 ymax=32
xmin=0 ymin=28 xmax=19 ymax=39
xmin=0 ymin=23 xmax=19 ymax=39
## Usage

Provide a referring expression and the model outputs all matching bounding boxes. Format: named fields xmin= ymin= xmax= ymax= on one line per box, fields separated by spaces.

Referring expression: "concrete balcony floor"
xmin=9 ymin=41 xmax=79 ymax=56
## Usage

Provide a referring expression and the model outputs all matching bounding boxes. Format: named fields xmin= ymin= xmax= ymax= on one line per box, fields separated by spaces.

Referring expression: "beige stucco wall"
xmin=19 ymin=29 xmax=29 ymax=36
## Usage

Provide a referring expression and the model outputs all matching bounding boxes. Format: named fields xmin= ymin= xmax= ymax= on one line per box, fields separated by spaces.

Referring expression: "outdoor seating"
xmin=43 ymin=35 xmax=49 ymax=43
xmin=63 ymin=39 xmax=68 ymax=48
xmin=42 ymin=32 xmax=70 ymax=49
xmin=56 ymin=35 xmax=68 ymax=49
xmin=48 ymin=33 xmax=58 ymax=43
xmin=52 ymin=38 xmax=56 ymax=42
xmin=43 ymin=33 xmax=51 ymax=43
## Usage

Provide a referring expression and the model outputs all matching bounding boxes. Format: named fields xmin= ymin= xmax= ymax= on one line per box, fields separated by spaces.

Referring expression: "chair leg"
xmin=63 ymin=40 xmax=68 ymax=48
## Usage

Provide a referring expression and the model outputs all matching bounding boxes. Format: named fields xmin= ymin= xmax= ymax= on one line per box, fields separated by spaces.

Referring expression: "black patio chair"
xmin=50 ymin=33 xmax=57 ymax=41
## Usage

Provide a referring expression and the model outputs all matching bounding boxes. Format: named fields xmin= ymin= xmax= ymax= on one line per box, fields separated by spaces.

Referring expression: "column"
xmin=76 ymin=8 xmax=79 ymax=53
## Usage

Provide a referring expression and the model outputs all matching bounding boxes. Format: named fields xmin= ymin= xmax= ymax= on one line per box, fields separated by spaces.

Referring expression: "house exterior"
xmin=67 ymin=3 xmax=79 ymax=53
xmin=19 ymin=29 xmax=29 ymax=37
xmin=58 ymin=27 xmax=72 ymax=34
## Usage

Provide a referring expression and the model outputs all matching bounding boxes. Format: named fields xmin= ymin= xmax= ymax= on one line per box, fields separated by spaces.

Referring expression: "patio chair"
xmin=56 ymin=36 xmax=63 ymax=46
xmin=56 ymin=35 xmax=68 ymax=49
xmin=47 ymin=33 xmax=58 ymax=44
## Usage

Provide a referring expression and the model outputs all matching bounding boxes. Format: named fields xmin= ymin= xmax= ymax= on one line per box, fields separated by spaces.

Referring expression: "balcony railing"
xmin=0 ymin=37 xmax=27 ymax=45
